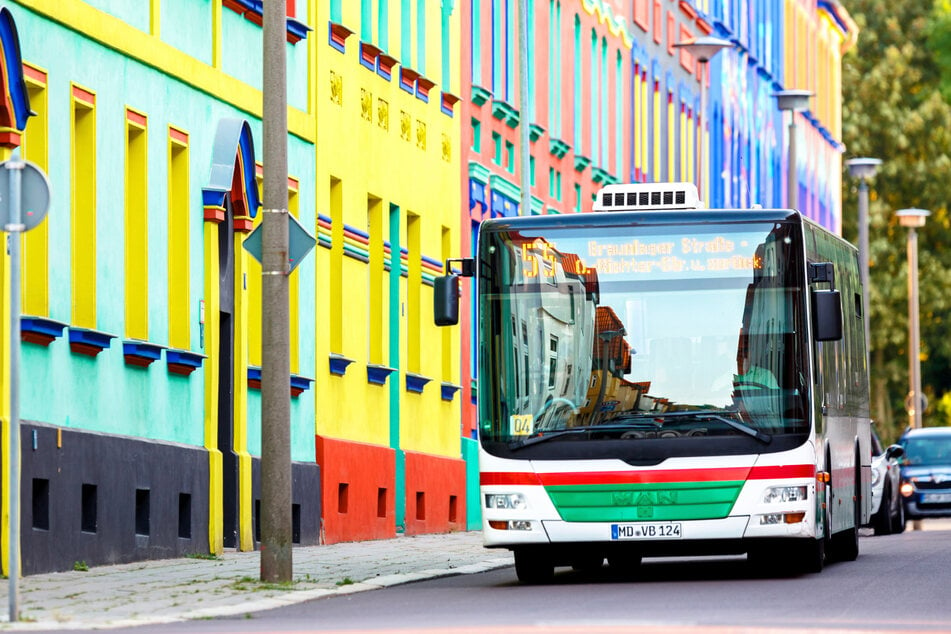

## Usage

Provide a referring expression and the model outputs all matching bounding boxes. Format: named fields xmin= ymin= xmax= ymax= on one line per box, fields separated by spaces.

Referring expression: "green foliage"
xmin=73 ymin=560 xmax=89 ymax=572
xmin=843 ymin=0 xmax=951 ymax=442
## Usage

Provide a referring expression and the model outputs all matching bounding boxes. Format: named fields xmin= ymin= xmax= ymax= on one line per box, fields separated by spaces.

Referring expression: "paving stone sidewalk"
xmin=0 ymin=531 xmax=512 ymax=630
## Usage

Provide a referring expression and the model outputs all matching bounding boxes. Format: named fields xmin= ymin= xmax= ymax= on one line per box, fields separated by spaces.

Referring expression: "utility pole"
xmin=517 ymin=0 xmax=530 ymax=215
xmin=261 ymin=0 xmax=292 ymax=582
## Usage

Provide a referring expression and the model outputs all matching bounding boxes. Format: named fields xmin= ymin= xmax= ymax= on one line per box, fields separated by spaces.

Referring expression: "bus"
xmin=435 ymin=182 xmax=871 ymax=582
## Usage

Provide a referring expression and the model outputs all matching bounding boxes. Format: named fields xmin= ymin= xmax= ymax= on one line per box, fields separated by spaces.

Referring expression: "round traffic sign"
xmin=0 ymin=159 xmax=51 ymax=232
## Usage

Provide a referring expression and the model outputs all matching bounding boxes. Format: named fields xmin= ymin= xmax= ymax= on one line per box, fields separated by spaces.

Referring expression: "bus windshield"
xmin=478 ymin=214 xmax=810 ymax=461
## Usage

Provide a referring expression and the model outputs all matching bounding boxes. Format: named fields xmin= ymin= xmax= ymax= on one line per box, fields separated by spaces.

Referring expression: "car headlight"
xmin=485 ymin=493 xmax=528 ymax=510
xmin=763 ymin=486 xmax=808 ymax=504
xmin=900 ymin=481 xmax=915 ymax=497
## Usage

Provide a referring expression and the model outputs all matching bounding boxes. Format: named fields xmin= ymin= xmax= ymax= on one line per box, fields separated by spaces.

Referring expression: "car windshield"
xmin=902 ymin=435 xmax=951 ymax=466
xmin=477 ymin=214 xmax=810 ymax=460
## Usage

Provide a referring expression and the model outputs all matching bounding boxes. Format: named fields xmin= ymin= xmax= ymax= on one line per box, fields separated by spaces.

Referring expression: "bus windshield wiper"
xmin=693 ymin=413 xmax=771 ymax=444
xmin=508 ymin=425 xmax=636 ymax=450
xmin=611 ymin=410 xmax=771 ymax=444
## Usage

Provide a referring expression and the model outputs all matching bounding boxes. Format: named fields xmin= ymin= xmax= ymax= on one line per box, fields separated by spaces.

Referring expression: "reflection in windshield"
xmin=479 ymin=219 xmax=808 ymax=451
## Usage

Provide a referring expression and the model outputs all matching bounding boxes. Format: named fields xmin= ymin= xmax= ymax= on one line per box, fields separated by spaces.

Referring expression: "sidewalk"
xmin=0 ymin=531 xmax=512 ymax=630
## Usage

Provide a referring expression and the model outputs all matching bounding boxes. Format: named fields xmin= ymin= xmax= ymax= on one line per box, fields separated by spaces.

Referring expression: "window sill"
xmin=20 ymin=316 xmax=68 ymax=346
xmin=123 ymin=340 xmax=166 ymax=368
xmin=367 ymin=364 xmax=396 ymax=386
xmin=329 ymin=353 xmax=355 ymax=376
xmin=68 ymin=327 xmax=117 ymax=357
xmin=440 ymin=382 xmax=462 ymax=402
xmin=406 ymin=372 xmax=433 ymax=394
xmin=166 ymin=348 xmax=206 ymax=376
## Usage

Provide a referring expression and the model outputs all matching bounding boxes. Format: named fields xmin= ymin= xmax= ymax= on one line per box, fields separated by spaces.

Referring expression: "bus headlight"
xmin=763 ymin=486 xmax=808 ymax=503
xmin=485 ymin=493 xmax=528 ymax=510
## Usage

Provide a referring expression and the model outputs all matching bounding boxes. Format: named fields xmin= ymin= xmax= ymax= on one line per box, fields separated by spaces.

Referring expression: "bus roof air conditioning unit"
xmin=592 ymin=182 xmax=702 ymax=212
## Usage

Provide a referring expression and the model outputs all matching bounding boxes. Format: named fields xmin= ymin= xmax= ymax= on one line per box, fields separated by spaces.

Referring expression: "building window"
xmin=168 ymin=127 xmax=190 ymax=349
xmin=492 ymin=131 xmax=502 ymax=165
xmin=125 ymin=109 xmax=149 ymax=341
xmin=471 ymin=118 xmax=481 ymax=152
xmin=23 ymin=66 xmax=49 ymax=317
xmin=71 ymin=84 xmax=97 ymax=329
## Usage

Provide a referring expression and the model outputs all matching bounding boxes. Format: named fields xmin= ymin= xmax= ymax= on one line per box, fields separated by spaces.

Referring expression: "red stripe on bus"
xmin=748 ymin=464 xmax=816 ymax=479
xmin=481 ymin=464 xmax=815 ymax=487
xmin=480 ymin=472 xmax=542 ymax=486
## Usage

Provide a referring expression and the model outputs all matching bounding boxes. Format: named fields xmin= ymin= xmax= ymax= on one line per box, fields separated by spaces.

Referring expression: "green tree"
xmin=842 ymin=0 xmax=951 ymax=442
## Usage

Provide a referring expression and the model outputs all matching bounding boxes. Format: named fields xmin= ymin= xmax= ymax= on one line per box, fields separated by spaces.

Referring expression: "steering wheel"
xmin=536 ymin=397 xmax=580 ymax=419
xmin=733 ymin=380 xmax=773 ymax=390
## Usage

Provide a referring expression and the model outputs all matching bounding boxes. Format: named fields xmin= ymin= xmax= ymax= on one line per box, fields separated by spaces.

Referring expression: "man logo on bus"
xmin=612 ymin=491 xmax=635 ymax=506
xmin=637 ymin=493 xmax=654 ymax=519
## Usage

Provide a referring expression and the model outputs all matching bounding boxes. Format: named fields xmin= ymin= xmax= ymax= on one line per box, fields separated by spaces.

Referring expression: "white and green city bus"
xmin=435 ymin=183 xmax=871 ymax=582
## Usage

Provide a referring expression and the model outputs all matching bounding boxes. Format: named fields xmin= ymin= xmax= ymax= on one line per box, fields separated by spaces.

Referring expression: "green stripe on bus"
xmin=545 ymin=480 xmax=744 ymax=522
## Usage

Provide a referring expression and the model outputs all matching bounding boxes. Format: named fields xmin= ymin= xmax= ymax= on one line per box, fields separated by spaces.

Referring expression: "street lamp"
xmin=773 ymin=89 xmax=813 ymax=210
xmin=845 ymin=157 xmax=882 ymax=351
xmin=673 ymin=36 xmax=733 ymax=202
xmin=896 ymin=208 xmax=930 ymax=431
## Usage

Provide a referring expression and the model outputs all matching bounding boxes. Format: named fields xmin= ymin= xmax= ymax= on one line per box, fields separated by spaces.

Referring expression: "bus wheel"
xmin=514 ymin=549 xmax=554 ymax=584
xmin=797 ymin=537 xmax=825 ymax=574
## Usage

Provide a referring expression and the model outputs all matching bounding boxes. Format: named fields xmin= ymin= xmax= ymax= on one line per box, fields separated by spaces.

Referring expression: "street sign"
xmin=0 ymin=160 xmax=50 ymax=232
xmin=242 ymin=211 xmax=316 ymax=274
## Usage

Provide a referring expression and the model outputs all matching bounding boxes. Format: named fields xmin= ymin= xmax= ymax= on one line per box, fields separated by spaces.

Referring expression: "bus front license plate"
xmin=611 ymin=522 xmax=682 ymax=540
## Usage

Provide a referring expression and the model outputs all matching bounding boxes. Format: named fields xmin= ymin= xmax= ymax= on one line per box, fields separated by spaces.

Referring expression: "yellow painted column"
xmin=232 ymin=231 xmax=253 ymax=551
xmin=203 ymin=222 xmax=223 ymax=555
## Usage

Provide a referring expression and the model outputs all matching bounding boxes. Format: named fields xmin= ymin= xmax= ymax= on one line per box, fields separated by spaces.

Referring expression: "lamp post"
xmin=845 ymin=157 xmax=882 ymax=351
xmin=896 ymin=208 xmax=930 ymax=431
xmin=773 ymin=90 xmax=813 ymax=210
xmin=673 ymin=36 xmax=733 ymax=202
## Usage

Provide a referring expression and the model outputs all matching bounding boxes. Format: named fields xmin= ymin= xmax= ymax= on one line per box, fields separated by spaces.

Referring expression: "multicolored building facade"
xmin=0 ymin=0 xmax=853 ymax=574
xmin=0 ymin=0 xmax=464 ymax=574
xmin=458 ymin=0 xmax=855 ymax=455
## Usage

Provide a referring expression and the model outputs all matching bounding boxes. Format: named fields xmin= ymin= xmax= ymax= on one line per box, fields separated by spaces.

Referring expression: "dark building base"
xmin=13 ymin=422 xmax=322 ymax=575
xmin=17 ymin=422 xmax=211 ymax=575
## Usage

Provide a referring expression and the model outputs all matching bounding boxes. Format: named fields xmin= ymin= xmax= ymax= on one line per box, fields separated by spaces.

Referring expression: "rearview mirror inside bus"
xmin=434 ymin=275 xmax=459 ymax=326
xmin=811 ymin=289 xmax=843 ymax=341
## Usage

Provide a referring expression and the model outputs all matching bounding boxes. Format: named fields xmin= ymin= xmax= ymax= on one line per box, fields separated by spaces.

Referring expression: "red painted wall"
xmin=403 ymin=450 xmax=467 ymax=535
xmin=316 ymin=435 xmax=396 ymax=544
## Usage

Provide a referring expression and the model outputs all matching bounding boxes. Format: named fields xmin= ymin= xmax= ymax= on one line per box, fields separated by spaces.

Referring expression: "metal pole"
xmin=697 ymin=62 xmax=706 ymax=199
xmin=908 ymin=227 xmax=922 ymax=430
xmin=787 ymin=114 xmax=797 ymax=210
xmin=260 ymin=0 xmax=292 ymax=582
xmin=857 ymin=179 xmax=870 ymax=352
xmin=517 ymin=0 xmax=530 ymax=215
xmin=6 ymin=161 xmax=23 ymax=621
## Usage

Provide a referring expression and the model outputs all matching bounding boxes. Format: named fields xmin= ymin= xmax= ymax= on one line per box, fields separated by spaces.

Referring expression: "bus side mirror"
xmin=434 ymin=275 xmax=460 ymax=326
xmin=812 ymin=289 xmax=842 ymax=341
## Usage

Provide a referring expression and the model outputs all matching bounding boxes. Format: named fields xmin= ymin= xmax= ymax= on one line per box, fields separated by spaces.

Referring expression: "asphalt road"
xmin=143 ymin=522 xmax=951 ymax=634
